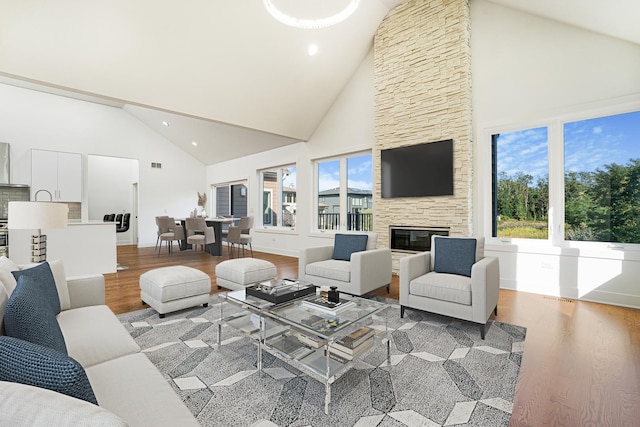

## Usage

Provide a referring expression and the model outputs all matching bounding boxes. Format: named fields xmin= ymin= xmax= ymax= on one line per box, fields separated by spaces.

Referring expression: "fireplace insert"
xmin=389 ymin=226 xmax=449 ymax=253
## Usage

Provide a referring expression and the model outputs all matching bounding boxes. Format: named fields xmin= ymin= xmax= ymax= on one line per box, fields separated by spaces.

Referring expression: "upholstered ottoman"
xmin=140 ymin=266 xmax=211 ymax=318
xmin=215 ymin=258 xmax=277 ymax=291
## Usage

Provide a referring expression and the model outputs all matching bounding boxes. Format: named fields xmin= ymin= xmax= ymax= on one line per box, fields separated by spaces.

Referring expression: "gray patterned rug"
xmin=117 ymin=295 xmax=525 ymax=427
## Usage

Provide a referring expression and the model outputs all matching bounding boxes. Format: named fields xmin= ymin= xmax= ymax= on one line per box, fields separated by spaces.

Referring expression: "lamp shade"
xmin=8 ymin=202 xmax=69 ymax=230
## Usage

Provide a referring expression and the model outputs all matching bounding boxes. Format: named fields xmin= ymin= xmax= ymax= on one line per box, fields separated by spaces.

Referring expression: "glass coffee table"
xmin=218 ymin=285 xmax=389 ymax=414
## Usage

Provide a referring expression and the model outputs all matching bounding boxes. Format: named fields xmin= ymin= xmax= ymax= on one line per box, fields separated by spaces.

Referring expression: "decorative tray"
xmin=246 ymin=279 xmax=316 ymax=304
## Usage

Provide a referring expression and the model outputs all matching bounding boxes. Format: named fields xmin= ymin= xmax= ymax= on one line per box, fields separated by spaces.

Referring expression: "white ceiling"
xmin=0 ymin=0 xmax=637 ymax=165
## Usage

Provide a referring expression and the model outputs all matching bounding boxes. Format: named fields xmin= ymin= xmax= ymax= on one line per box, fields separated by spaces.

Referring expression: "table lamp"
xmin=8 ymin=201 xmax=69 ymax=262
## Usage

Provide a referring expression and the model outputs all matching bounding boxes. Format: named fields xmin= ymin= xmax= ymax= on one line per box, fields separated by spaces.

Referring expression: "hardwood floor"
xmin=109 ymin=245 xmax=640 ymax=426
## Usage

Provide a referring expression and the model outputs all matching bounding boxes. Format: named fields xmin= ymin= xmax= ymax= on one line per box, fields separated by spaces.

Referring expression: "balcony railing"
xmin=317 ymin=213 xmax=372 ymax=231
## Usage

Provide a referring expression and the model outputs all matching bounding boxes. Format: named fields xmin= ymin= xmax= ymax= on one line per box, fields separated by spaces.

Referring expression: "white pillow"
xmin=48 ymin=260 xmax=72 ymax=311
xmin=0 ymin=381 xmax=129 ymax=427
xmin=0 ymin=256 xmax=19 ymax=295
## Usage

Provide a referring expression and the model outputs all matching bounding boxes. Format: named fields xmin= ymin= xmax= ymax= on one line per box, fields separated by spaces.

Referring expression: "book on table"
xmin=301 ymin=296 xmax=356 ymax=314
xmin=328 ymin=336 xmax=374 ymax=362
xmin=335 ymin=326 xmax=375 ymax=349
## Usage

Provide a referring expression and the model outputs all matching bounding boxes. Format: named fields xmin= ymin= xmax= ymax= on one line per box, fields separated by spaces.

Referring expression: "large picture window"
xmin=316 ymin=153 xmax=372 ymax=231
xmin=260 ymin=165 xmax=296 ymax=228
xmin=490 ymin=109 xmax=640 ymax=246
xmin=492 ymin=127 xmax=549 ymax=239
xmin=564 ymin=111 xmax=640 ymax=243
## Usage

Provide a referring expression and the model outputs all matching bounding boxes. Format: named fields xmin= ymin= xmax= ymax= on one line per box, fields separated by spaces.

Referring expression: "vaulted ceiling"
xmin=0 ymin=0 xmax=637 ymax=165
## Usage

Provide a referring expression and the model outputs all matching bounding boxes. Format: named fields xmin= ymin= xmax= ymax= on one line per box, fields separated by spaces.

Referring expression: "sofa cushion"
xmin=433 ymin=237 xmax=477 ymax=277
xmin=86 ymin=353 xmax=200 ymax=427
xmin=409 ymin=271 xmax=472 ymax=305
xmin=0 ymin=284 xmax=8 ymax=335
xmin=0 ymin=336 xmax=97 ymax=405
xmin=332 ymin=234 xmax=368 ymax=261
xmin=306 ymin=259 xmax=351 ymax=282
xmin=48 ymin=260 xmax=72 ymax=311
xmin=0 ymin=381 xmax=128 ymax=427
xmin=57 ymin=305 xmax=140 ymax=368
xmin=0 ymin=255 xmax=19 ymax=295
xmin=4 ymin=275 xmax=68 ymax=354
xmin=12 ymin=261 xmax=61 ymax=314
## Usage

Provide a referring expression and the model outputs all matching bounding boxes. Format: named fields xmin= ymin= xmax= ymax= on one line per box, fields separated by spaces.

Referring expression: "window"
xmin=564 ymin=111 xmax=640 ymax=243
xmin=489 ymin=108 xmax=640 ymax=246
xmin=214 ymin=182 xmax=247 ymax=217
xmin=316 ymin=153 xmax=372 ymax=231
xmin=492 ymin=127 xmax=549 ymax=239
xmin=259 ymin=165 xmax=296 ymax=228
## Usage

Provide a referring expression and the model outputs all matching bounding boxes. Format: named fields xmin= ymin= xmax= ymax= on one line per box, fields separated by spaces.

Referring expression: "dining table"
xmin=179 ymin=217 xmax=237 ymax=256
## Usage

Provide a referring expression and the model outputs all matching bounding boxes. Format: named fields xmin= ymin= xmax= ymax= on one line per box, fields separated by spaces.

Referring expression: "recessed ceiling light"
xmin=162 ymin=121 xmax=170 ymax=127
xmin=308 ymin=43 xmax=319 ymax=56
xmin=191 ymin=141 xmax=198 ymax=147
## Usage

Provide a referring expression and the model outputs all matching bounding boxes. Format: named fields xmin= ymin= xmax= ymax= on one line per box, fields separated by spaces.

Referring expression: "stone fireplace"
xmin=373 ymin=0 xmax=473 ymax=272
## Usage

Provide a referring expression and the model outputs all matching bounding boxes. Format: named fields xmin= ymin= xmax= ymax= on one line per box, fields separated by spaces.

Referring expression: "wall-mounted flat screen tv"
xmin=381 ymin=139 xmax=454 ymax=198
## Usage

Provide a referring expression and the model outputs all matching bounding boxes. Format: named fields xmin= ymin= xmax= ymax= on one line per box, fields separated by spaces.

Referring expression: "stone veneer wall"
xmin=373 ymin=0 xmax=473 ymax=272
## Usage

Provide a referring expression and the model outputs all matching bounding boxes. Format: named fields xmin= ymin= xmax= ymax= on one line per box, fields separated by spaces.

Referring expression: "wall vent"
xmin=151 ymin=162 xmax=162 ymax=169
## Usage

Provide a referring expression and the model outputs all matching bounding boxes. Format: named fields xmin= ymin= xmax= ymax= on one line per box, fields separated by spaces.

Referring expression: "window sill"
xmin=486 ymin=240 xmax=640 ymax=262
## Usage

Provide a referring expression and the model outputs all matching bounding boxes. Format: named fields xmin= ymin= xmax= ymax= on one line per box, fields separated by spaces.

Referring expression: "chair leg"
xmin=155 ymin=236 xmax=160 ymax=251
xmin=386 ymin=284 xmax=390 ymax=293
xmin=494 ymin=305 xmax=498 ymax=316
xmin=400 ymin=305 xmax=405 ymax=318
xmin=480 ymin=323 xmax=486 ymax=340
xmin=249 ymin=243 xmax=253 ymax=257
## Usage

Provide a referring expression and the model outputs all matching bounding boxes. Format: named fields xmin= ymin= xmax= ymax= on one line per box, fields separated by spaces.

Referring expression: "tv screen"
xmin=381 ymin=139 xmax=454 ymax=198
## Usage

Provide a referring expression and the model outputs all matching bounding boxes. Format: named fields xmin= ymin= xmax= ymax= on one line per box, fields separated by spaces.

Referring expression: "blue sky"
xmin=318 ymin=154 xmax=372 ymax=191
xmin=497 ymin=110 xmax=640 ymax=180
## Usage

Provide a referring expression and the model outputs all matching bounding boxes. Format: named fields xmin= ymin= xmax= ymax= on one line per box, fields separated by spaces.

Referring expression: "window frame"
xmin=482 ymin=102 xmax=640 ymax=251
xmin=258 ymin=164 xmax=296 ymax=229
xmin=313 ymin=151 xmax=373 ymax=233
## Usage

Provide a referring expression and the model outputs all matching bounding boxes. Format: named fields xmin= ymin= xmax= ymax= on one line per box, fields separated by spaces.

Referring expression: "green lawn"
xmin=497 ymin=219 xmax=548 ymax=239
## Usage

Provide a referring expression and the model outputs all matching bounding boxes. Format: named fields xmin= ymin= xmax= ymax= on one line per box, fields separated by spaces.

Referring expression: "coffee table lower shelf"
xmin=217 ymin=290 xmax=389 ymax=415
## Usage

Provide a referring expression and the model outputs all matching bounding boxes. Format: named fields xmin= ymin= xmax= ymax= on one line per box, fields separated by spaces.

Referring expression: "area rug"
xmin=117 ymin=295 xmax=526 ymax=427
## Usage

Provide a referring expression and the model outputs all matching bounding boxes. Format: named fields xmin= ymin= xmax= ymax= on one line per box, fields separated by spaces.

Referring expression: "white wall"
xmin=0 ymin=83 xmax=206 ymax=247
xmin=87 ymin=155 xmax=138 ymax=245
xmin=471 ymin=0 xmax=640 ymax=308
xmin=206 ymin=48 xmax=376 ymax=257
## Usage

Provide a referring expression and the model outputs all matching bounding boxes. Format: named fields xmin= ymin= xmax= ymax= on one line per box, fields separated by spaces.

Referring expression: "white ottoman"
xmin=140 ymin=266 xmax=211 ymax=318
xmin=215 ymin=258 xmax=277 ymax=291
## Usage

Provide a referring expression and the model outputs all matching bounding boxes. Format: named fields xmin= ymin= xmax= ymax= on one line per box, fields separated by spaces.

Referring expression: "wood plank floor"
xmin=109 ymin=245 xmax=640 ymax=426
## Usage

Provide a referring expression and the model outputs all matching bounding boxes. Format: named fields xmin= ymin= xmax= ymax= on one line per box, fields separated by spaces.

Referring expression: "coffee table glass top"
xmin=225 ymin=288 xmax=387 ymax=339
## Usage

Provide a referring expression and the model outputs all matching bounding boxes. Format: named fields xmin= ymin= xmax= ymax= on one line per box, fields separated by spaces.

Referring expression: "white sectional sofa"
xmin=0 ymin=258 xmax=199 ymax=427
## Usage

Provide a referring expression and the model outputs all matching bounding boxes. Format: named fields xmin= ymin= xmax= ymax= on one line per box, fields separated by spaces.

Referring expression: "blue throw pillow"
xmin=12 ymin=261 xmax=61 ymax=315
xmin=433 ymin=237 xmax=477 ymax=277
xmin=332 ymin=234 xmax=369 ymax=261
xmin=4 ymin=275 xmax=68 ymax=355
xmin=0 ymin=336 xmax=97 ymax=405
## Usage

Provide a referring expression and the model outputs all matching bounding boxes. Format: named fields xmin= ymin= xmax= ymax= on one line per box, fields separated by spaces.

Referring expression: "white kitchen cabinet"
xmin=31 ymin=149 xmax=82 ymax=202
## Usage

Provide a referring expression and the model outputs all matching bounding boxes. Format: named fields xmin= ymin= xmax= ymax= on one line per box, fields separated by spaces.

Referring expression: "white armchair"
xmin=399 ymin=236 xmax=499 ymax=339
xmin=298 ymin=232 xmax=392 ymax=296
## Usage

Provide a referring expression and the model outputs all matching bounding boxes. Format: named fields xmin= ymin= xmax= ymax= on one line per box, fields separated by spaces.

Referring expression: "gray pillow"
xmin=0 ymin=336 xmax=97 ymax=405
xmin=12 ymin=261 xmax=61 ymax=315
xmin=332 ymin=234 xmax=368 ymax=261
xmin=4 ymin=275 xmax=68 ymax=355
xmin=433 ymin=237 xmax=477 ymax=277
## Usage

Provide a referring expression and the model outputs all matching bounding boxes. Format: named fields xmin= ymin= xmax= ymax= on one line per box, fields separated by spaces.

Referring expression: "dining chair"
xmin=226 ymin=216 xmax=253 ymax=258
xmin=156 ymin=216 xmax=184 ymax=256
xmin=185 ymin=217 xmax=215 ymax=251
